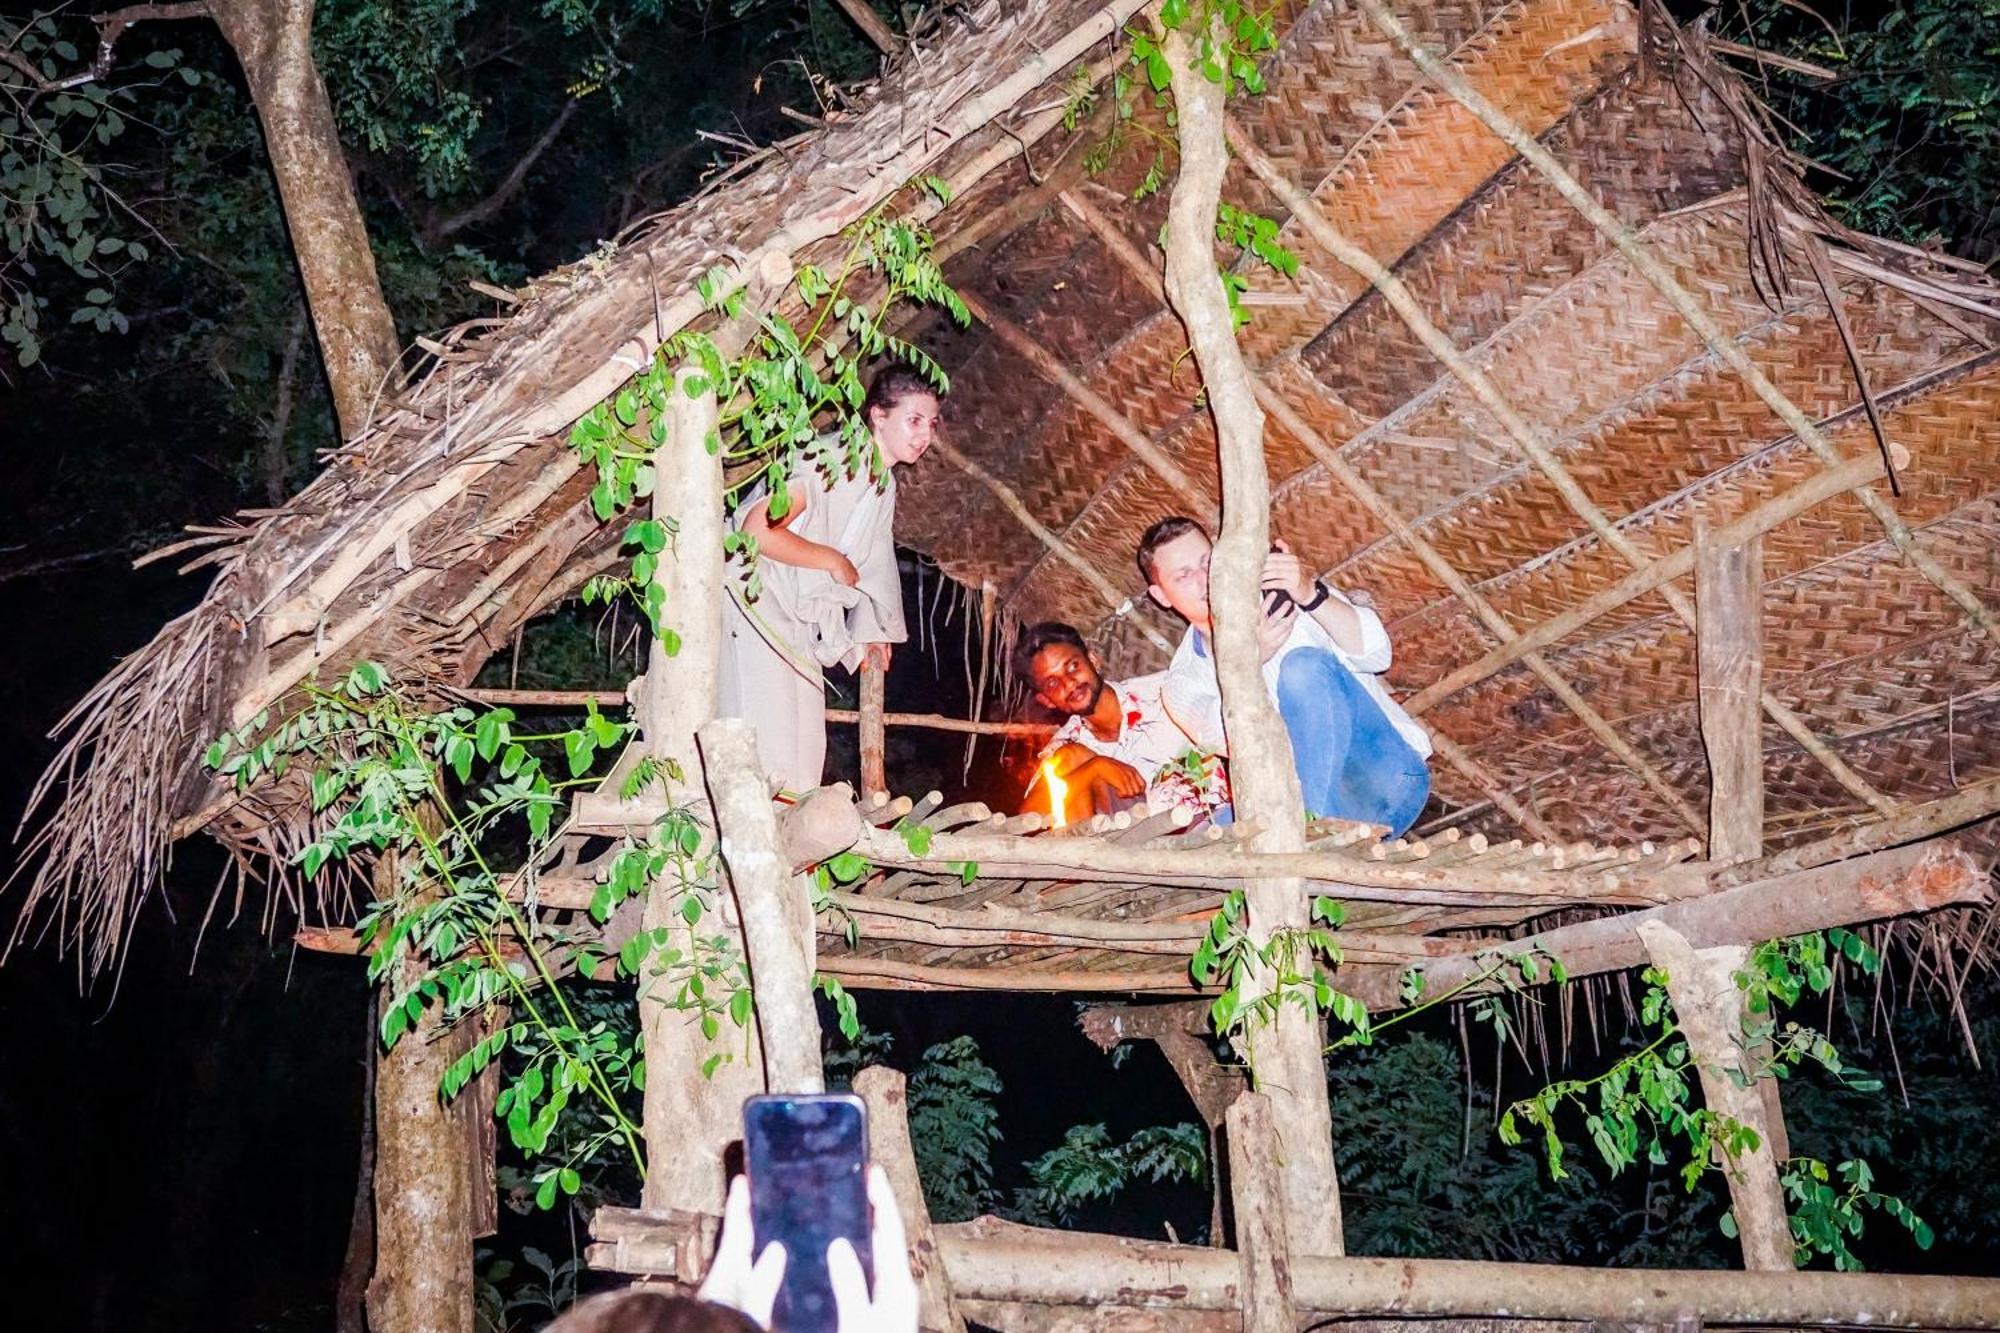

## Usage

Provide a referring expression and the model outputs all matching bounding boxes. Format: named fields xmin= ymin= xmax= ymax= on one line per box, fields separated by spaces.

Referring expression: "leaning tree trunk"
xmin=1160 ymin=19 xmax=1344 ymax=1258
xmin=210 ymin=0 xmax=400 ymax=441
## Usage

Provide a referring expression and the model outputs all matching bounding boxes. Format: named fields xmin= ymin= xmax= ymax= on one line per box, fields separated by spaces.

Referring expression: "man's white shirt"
xmin=1159 ymin=590 xmax=1432 ymax=760
xmin=1041 ymin=672 xmax=1216 ymax=815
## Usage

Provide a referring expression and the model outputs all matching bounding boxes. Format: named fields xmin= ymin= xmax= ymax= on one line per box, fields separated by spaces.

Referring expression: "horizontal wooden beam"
xmin=1394 ymin=840 xmax=1989 ymax=1006
xmin=591 ymin=1211 xmax=2000 ymax=1325
xmin=854 ymin=825 xmax=1697 ymax=907
xmin=818 ymin=955 xmax=1203 ymax=993
xmin=1718 ymin=773 xmax=2000 ymax=886
xmin=453 ymin=687 xmax=1054 ymax=738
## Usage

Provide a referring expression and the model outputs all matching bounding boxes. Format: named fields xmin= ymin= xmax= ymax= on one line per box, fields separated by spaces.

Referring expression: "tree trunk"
xmin=1637 ymin=922 xmax=1794 ymax=1271
xmin=365 ymin=857 xmax=478 ymax=1333
xmin=636 ymin=363 xmax=765 ymax=1215
xmin=211 ymin=0 xmax=400 ymax=441
xmin=1160 ymin=19 xmax=1342 ymax=1258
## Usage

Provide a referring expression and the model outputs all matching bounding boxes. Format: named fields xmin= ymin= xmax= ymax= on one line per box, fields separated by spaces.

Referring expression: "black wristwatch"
xmin=1298 ymin=579 xmax=1332 ymax=612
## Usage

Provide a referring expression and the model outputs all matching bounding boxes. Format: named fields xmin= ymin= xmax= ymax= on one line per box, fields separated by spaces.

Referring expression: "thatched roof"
xmin=16 ymin=0 xmax=2000 ymax=971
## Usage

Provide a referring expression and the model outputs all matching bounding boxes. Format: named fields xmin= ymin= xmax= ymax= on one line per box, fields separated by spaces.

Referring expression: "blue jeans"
xmin=1274 ymin=648 xmax=1430 ymax=836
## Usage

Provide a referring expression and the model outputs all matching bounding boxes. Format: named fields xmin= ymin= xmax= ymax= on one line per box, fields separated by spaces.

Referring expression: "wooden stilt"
xmin=1695 ymin=523 xmax=1766 ymax=865
xmin=855 ymin=1066 xmax=967 ymax=1333
xmin=700 ymin=716 xmax=824 ymax=1094
xmin=1637 ymin=921 xmax=1793 ymax=1270
xmin=1162 ymin=20 xmax=1343 ymax=1258
xmin=859 ymin=657 xmax=889 ymax=799
xmin=1224 ymin=1092 xmax=1297 ymax=1333
xmin=365 ymin=848 xmax=478 ymax=1333
xmin=637 ymin=349 xmax=766 ymax=1213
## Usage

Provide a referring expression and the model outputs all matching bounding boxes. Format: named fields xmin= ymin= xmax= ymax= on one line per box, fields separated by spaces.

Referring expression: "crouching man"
xmin=1019 ymin=621 xmax=1226 ymax=822
xmin=1137 ymin=516 xmax=1432 ymax=836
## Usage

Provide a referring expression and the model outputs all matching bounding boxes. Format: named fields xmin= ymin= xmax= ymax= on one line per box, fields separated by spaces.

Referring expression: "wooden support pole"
xmin=700 ymin=717 xmax=824 ymax=1094
xmin=929 ymin=434 xmax=1173 ymax=654
xmin=637 ymin=339 xmax=769 ymax=1214
xmin=1405 ymin=446 xmax=1905 ymax=715
xmin=859 ymin=657 xmax=888 ymax=799
xmin=1162 ymin=20 xmax=1341 ymax=1258
xmin=1354 ymin=0 xmax=2000 ymax=659
xmin=1637 ymin=921 xmax=1793 ymax=1271
xmin=959 ymin=288 xmax=1217 ymax=522
xmin=1223 ymin=1092 xmax=1297 ymax=1333
xmin=366 ymin=852 xmax=477 ymax=1333
xmin=1695 ymin=524 xmax=1766 ymax=865
xmin=1056 ymin=182 xmax=1564 ymax=844
xmin=855 ymin=1066 xmax=967 ymax=1333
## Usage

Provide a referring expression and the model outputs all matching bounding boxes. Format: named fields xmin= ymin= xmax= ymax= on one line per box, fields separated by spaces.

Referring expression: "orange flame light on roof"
xmin=1041 ymin=759 xmax=1068 ymax=830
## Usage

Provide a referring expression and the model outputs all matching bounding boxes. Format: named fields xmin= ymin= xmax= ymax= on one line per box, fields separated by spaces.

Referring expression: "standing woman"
xmin=718 ymin=366 xmax=943 ymax=791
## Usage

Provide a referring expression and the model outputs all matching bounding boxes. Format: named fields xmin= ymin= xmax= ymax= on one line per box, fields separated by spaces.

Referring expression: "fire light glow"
xmin=1041 ymin=759 xmax=1069 ymax=829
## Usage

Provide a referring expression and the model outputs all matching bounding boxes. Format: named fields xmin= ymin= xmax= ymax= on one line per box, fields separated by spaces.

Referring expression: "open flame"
xmin=1040 ymin=759 xmax=1069 ymax=829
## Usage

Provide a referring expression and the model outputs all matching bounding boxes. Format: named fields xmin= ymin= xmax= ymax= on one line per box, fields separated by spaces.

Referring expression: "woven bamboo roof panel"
xmin=17 ymin=0 xmax=2000 ymax=970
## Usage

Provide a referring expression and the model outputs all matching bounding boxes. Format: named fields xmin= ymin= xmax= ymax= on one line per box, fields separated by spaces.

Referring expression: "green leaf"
xmin=564 ymin=730 xmax=597 ymax=777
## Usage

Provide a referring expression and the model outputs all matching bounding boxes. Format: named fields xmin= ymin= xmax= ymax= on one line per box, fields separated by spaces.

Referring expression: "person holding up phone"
xmin=1136 ymin=515 xmax=1433 ymax=836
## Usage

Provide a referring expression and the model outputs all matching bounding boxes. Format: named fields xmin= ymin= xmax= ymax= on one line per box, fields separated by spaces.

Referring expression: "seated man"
xmin=1019 ymin=621 xmax=1225 ymax=821
xmin=1137 ymin=516 xmax=1432 ymax=836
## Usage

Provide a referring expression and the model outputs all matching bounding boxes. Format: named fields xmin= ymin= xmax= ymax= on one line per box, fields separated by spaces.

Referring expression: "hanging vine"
xmin=1499 ymin=929 xmax=1933 ymax=1269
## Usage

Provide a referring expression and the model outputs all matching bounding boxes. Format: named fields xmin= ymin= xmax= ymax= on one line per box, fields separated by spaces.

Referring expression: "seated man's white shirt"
xmin=1160 ymin=590 xmax=1432 ymax=760
xmin=1041 ymin=672 xmax=1213 ymax=815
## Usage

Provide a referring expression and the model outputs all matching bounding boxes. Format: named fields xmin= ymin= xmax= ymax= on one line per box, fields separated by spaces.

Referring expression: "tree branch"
xmin=90 ymin=2 xmax=211 ymax=79
xmin=423 ymin=97 xmax=582 ymax=245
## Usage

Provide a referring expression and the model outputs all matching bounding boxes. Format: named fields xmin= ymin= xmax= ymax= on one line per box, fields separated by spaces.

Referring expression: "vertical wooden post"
xmin=1225 ymin=1091 xmax=1297 ymax=1333
xmin=636 ymin=360 xmax=766 ymax=1214
xmin=856 ymin=1066 xmax=967 ymax=1333
xmin=366 ymin=853 xmax=478 ymax=1333
xmin=700 ymin=716 xmax=825 ymax=1093
xmin=1637 ymin=920 xmax=1794 ymax=1271
xmin=635 ymin=259 xmax=791 ymax=1214
xmin=860 ymin=657 xmax=888 ymax=798
xmin=1162 ymin=20 xmax=1342 ymax=1258
xmin=1695 ymin=522 xmax=1766 ymax=866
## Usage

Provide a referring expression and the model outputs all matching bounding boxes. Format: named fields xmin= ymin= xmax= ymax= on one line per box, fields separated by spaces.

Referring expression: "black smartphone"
xmin=743 ymin=1093 xmax=871 ymax=1333
xmin=1264 ymin=544 xmax=1294 ymax=616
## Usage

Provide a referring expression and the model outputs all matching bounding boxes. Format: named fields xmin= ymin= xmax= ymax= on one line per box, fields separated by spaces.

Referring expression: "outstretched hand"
xmin=698 ymin=1176 xmax=787 ymax=1329
xmin=826 ymin=1166 xmax=920 ymax=1333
